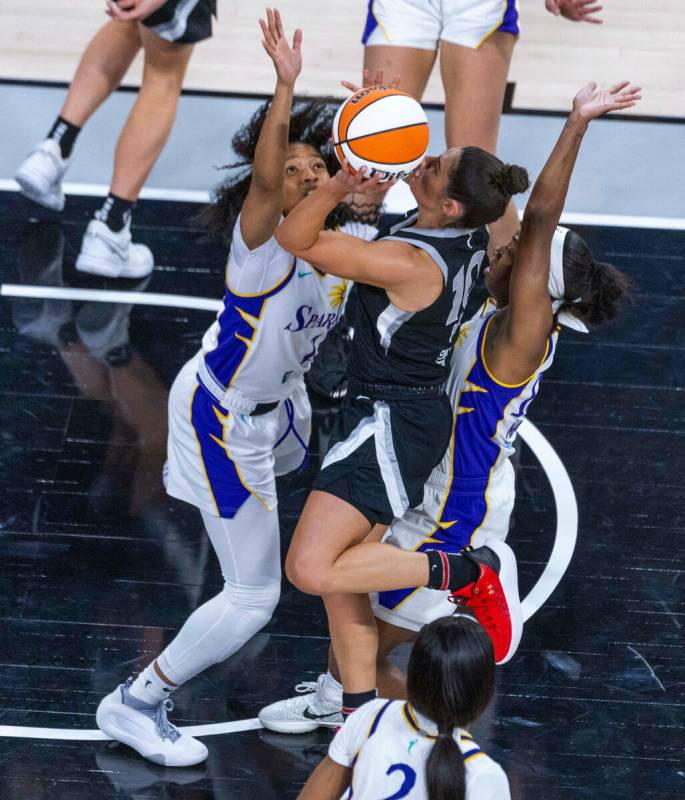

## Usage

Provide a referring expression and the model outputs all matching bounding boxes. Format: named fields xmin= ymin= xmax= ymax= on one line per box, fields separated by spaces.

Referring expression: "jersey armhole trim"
xmin=480 ymin=315 xmax=551 ymax=389
xmin=226 ymin=256 xmax=296 ymax=298
xmin=382 ymin=235 xmax=448 ymax=285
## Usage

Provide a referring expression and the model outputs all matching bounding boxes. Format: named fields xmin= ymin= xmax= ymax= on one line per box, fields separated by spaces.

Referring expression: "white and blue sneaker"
xmin=76 ymin=217 xmax=154 ymax=279
xmin=96 ymin=678 xmax=208 ymax=767
xmin=259 ymin=674 xmax=343 ymax=734
xmin=15 ymin=138 xmax=70 ymax=212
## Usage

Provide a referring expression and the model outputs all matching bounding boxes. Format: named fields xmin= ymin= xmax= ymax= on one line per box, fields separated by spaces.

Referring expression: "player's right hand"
xmin=572 ymin=81 xmax=642 ymax=120
xmin=259 ymin=8 xmax=302 ymax=87
xmin=545 ymin=0 xmax=604 ymax=25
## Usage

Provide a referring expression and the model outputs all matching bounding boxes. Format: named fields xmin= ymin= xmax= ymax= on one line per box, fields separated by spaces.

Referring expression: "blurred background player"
xmin=259 ymin=78 xmax=638 ymax=734
xmin=362 ymin=0 xmax=604 ymax=251
xmin=14 ymin=0 xmax=216 ymax=278
xmin=297 ymin=615 xmax=510 ymax=800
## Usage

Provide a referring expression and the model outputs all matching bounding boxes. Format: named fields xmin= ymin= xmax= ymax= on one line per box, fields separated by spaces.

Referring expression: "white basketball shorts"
xmin=362 ymin=0 xmax=520 ymax=51
xmin=166 ymin=355 xmax=311 ymax=518
xmin=372 ymin=459 xmax=515 ymax=631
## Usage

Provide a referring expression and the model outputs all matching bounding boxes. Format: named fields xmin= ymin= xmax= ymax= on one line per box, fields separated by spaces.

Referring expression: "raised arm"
xmin=492 ymin=81 xmax=640 ymax=378
xmin=240 ymin=8 xmax=302 ymax=250
xmin=275 ymin=168 xmax=445 ymax=312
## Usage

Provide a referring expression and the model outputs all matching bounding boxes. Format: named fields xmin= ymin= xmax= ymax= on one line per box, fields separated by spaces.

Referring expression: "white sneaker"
xmin=76 ymin=218 xmax=154 ymax=279
xmin=15 ymin=139 xmax=70 ymax=211
xmin=259 ymin=674 xmax=343 ymax=734
xmin=96 ymin=681 xmax=208 ymax=767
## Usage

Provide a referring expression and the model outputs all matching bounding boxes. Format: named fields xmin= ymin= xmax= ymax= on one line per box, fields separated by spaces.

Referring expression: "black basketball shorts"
xmin=313 ymin=391 xmax=452 ymax=526
xmin=144 ymin=0 xmax=216 ymax=44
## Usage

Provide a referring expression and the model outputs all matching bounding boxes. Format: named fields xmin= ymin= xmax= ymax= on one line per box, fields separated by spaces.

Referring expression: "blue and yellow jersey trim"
xmin=225 ymin=254 xmax=297 ymax=298
xmin=480 ymin=314 xmax=551 ymax=389
xmin=205 ymin=258 xmax=297 ymax=387
xmin=476 ymin=0 xmax=509 ymax=48
xmin=436 ymin=311 xmax=556 ymax=533
xmin=401 ymin=705 xmax=484 ymax=761
xmin=402 ymin=703 xmax=438 ymax=740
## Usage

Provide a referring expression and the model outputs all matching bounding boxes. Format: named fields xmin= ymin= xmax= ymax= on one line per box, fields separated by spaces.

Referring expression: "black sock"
xmin=426 ymin=550 xmax=479 ymax=591
xmin=47 ymin=115 xmax=81 ymax=159
xmin=342 ymin=689 xmax=377 ymax=719
xmin=95 ymin=193 xmax=135 ymax=233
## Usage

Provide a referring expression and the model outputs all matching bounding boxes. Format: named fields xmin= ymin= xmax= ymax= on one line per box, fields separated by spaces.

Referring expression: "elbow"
xmin=520 ymin=203 xmax=555 ymax=233
xmin=275 ymin=225 xmax=315 ymax=257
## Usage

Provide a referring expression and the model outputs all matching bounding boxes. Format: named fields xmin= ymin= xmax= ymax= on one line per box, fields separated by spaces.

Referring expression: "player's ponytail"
xmin=560 ymin=230 xmax=634 ymax=326
xmin=406 ymin=615 xmax=496 ymax=800
xmin=446 ymin=146 xmax=529 ymax=229
xmin=425 ymin=728 xmax=466 ymax=800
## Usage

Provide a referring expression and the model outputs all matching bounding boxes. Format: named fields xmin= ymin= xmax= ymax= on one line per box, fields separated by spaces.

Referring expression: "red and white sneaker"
xmin=449 ymin=538 xmax=522 ymax=665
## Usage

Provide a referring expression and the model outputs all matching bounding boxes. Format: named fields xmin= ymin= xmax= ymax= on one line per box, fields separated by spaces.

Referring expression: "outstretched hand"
xmin=545 ymin=0 xmax=604 ymax=24
xmin=573 ymin=81 xmax=642 ymax=120
xmin=106 ymin=0 xmax=167 ymax=22
xmin=341 ymin=68 xmax=401 ymax=95
xmin=259 ymin=8 xmax=302 ymax=87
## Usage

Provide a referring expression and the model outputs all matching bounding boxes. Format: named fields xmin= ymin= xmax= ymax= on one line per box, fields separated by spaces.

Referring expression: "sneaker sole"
xmin=96 ymin=699 xmax=208 ymax=767
xmin=76 ymin=253 xmax=154 ymax=280
xmin=484 ymin=538 xmax=523 ymax=664
xmin=15 ymin=172 xmax=64 ymax=212
xmin=258 ymin=714 xmax=339 ymax=734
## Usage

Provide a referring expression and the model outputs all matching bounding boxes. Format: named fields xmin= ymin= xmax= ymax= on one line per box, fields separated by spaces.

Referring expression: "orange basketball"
xmin=332 ymin=87 xmax=429 ymax=181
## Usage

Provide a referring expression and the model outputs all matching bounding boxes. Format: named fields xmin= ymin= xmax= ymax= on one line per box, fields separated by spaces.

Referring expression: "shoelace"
xmin=294 ymin=681 xmax=318 ymax=695
xmin=154 ymin=699 xmax=181 ymax=743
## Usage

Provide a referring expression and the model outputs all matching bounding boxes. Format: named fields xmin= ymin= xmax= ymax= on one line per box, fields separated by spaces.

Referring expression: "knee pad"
xmin=222 ymin=579 xmax=281 ymax=628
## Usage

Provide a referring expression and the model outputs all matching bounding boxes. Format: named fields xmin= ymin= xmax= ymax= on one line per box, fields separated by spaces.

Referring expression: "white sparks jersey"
xmin=201 ymin=215 xmax=377 ymax=404
xmin=329 ymin=699 xmax=510 ymax=800
xmin=424 ymin=299 xmax=559 ymax=527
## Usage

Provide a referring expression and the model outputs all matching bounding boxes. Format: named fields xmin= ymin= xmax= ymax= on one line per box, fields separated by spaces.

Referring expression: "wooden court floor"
xmin=1 ymin=0 xmax=683 ymax=118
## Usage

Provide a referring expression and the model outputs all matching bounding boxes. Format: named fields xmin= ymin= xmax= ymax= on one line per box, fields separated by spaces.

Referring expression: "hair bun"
xmin=490 ymin=164 xmax=530 ymax=196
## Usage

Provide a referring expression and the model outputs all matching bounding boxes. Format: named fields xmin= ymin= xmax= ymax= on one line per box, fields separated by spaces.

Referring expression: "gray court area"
xmin=1 ymin=82 xmax=683 ymax=219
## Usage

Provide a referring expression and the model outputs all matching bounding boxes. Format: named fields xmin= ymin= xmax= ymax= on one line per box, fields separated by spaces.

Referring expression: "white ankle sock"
xmin=128 ymin=657 xmax=178 ymax=706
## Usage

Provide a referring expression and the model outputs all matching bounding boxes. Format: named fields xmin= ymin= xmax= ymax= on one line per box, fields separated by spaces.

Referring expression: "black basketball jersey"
xmin=348 ymin=210 xmax=489 ymax=388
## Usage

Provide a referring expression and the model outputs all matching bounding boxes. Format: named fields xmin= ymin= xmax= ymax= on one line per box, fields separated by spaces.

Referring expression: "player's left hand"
xmin=341 ymin=68 xmax=401 ymax=95
xmin=106 ymin=0 xmax=167 ymax=22
xmin=545 ymin=0 xmax=604 ymax=24
xmin=572 ymin=81 xmax=642 ymax=120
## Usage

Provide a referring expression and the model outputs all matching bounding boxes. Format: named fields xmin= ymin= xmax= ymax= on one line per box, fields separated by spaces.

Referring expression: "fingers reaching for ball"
xmin=334 ymin=162 xmax=398 ymax=194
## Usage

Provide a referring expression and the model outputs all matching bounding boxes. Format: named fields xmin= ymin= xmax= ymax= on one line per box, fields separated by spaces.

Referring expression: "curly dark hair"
xmin=202 ymin=96 xmax=374 ymax=242
xmin=559 ymin=230 xmax=635 ymax=326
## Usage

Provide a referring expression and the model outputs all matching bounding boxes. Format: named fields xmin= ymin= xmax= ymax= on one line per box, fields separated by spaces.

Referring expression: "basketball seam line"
xmin=333 ymin=120 xmax=428 ymax=149
xmin=337 ymin=91 xmax=404 ymax=141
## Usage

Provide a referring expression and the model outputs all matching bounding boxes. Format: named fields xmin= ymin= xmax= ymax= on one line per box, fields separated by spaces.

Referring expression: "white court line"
xmin=517 ymin=419 xmax=578 ymax=623
xmin=0 ymin=178 xmax=210 ymax=204
xmin=0 ymin=718 xmax=263 ymax=741
xmin=0 ymin=284 xmax=223 ymax=312
xmin=0 ymin=286 xmax=577 ymax=741
xmin=2 ymin=176 xmax=684 ymax=229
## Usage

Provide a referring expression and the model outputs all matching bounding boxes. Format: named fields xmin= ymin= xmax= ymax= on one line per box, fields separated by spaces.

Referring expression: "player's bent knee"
xmin=221 ymin=580 xmax=281 ymax=631
xmin=285 ymin=552 xmax=325 ymax=596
